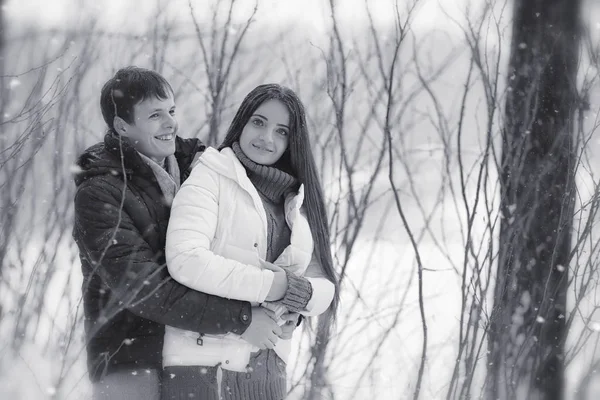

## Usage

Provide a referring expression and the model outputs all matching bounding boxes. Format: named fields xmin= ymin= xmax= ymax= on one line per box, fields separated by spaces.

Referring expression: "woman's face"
xmin=239 ymin=99 xmax=290 ymax=166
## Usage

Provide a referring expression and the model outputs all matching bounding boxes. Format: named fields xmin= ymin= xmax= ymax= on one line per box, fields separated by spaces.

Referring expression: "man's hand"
xmin=240 ymin=307 xmax=283 ymax=349
xmin=278 ymin=312 xmax=300 ymax=340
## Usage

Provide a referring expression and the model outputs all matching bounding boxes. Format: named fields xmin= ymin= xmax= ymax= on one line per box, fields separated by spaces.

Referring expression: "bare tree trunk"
xmin=0 ymin=0 xmax=5 ymax=311
xmin=0 ymin=0 xmax=4 ymax=56
xmin=488 ymin=0 xmax=581 ymax=399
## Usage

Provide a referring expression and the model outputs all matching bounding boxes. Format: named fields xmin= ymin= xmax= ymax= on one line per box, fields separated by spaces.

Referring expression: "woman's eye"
xmin=277 ymin=128 xmax=288 ymax=136
xmin=252 ymin=118 xmax=264 ymax=126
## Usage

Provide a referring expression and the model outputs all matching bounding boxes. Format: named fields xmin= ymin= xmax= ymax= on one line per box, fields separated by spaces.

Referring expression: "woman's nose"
xmin=261 ymin=128 xmax=275 ymax=143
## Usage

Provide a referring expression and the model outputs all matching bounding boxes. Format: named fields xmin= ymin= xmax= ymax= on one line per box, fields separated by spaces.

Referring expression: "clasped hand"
xmin=261 ymin=259 xmax=288 ymax=301
xmin=240 ymin=307 xmax=300 ymax=349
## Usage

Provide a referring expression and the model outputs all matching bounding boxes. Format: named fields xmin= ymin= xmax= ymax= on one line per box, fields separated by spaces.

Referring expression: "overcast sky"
xmin=3 ymin=0 xmax=477 ymax=34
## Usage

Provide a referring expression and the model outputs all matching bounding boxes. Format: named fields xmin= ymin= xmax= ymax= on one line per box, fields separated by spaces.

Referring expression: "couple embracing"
xmin=73 ymin=66 xmax=338 ymax=400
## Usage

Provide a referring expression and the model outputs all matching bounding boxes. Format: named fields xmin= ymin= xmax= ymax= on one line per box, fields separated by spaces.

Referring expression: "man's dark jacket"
xmin=72 ymin=132 xmax=252 ymax=382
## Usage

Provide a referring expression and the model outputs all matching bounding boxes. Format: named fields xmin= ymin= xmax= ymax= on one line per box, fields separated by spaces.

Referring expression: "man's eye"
xmin=170 ymin=110 xmax=176 ymax=116
xmin=150 ymin=113 xmax=159 ymax=119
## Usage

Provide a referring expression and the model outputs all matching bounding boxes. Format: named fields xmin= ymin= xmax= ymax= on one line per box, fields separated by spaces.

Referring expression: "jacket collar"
xmin=199 ymin=146 xmax=305 ymax=213
xmin=103 ymin=131 xmax=151 ymax=179
xmin=103 ymin=131 xmax=200 ymax=180
xmin=75 ymin=131 xmax=203 ymax=188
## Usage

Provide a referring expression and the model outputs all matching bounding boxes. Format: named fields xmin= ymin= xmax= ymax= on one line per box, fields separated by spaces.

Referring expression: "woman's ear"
xmin=113 ymin=116 xmax=129 ymax=137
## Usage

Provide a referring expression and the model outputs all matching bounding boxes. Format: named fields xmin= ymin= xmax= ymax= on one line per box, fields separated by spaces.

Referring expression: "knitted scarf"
xmin=231 ymin=142 xmax=298 ymax=204
xmin=138 ymin=152 xmax=181 ymax=206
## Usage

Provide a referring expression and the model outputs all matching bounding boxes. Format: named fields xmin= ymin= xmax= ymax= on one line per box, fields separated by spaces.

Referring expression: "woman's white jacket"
xmin=163 ymin=147 xmax=334 ymax=371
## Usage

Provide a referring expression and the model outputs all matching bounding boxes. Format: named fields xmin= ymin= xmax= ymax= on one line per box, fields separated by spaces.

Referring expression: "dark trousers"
xmin=92 ymin=368 xmax=160 ymax=400
xmin=161 ymin=349 xmax=287 ymax=400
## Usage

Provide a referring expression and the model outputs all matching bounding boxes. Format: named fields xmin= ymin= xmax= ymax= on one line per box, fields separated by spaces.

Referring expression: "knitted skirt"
xmin=161 ymin=349 xmax=287 ymax=400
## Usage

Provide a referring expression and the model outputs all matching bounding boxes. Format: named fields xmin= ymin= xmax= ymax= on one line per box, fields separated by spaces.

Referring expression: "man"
xmin=72 ymin=66 xmax=282 ymax=399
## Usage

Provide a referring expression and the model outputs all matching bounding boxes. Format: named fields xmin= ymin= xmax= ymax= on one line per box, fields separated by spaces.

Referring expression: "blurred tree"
xmin=188 ymin=0 xmax=258 ymax=146
xmin=488 ymin=0 xmax=582 ymax=399
xmin=0 ymin=0 xmax=4 ymax=292
xmin=0 ymin=0 xmax=4 ymax=56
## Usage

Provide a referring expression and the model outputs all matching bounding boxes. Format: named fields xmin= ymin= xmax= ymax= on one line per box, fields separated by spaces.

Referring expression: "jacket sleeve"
xmin=166 ymin=164 xmax=275 ymax=303
xmin=73 ymin=176 xmax=252 ymax=335
xmin=301 ymin=252 xmax=335 ymax=317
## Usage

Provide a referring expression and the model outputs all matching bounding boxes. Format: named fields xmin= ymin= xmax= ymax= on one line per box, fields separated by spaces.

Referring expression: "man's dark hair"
xmin=100 ymin=66 xmax=174 ymax=132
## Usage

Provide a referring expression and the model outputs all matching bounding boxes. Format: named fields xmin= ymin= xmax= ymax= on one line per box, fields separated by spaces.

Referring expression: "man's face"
xmin=118 ymin=92 xmax=177 ymax=162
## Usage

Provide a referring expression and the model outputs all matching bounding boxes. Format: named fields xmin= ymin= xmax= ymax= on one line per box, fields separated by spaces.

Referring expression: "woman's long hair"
xmin=220 ymin=84 xmax=340 ymax=333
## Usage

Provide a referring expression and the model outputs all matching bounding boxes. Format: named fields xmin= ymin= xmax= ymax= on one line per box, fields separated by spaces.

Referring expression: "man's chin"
xmin=157 ymin=142 xmax=176 ymax=156
xmin=140 ymin=148 xmax=176 ymax=162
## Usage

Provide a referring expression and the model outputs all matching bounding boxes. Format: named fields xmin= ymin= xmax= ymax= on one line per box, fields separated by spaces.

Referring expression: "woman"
xmin=162 ymin=84 xmax=339 ymax=400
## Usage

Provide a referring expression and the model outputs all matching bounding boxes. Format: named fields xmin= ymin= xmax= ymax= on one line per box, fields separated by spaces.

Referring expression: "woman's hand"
xmin=261 ymin=260 xmax=288 ymax=301
xmin=278 ymin=312 xmax=300 ymax=340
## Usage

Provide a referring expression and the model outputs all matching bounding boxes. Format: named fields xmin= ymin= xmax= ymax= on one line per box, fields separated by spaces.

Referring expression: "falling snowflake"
xmin=170 ymin=373 xmax=176 ymax=379
xmin=111 ymin=89 xmax=124 ymax=98
xmin=556 ymin=265 xmax=565 ymax=272
xmin=46 ymin=387 xmax=57 ymax=396
xmin=536 ymin=316 xmax=545 ymax=323
xmin=590 ymin=322 xmax=600 ymax=332
xmin=9 ymin=78 xmax=21 ymax=89
xmin=69 ymin=164 xmax=83 ymax=175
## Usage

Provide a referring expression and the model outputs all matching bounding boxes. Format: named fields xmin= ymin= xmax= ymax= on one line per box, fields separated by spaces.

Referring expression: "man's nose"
xmin=163 ymin=114 xmax=175 ymax=129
